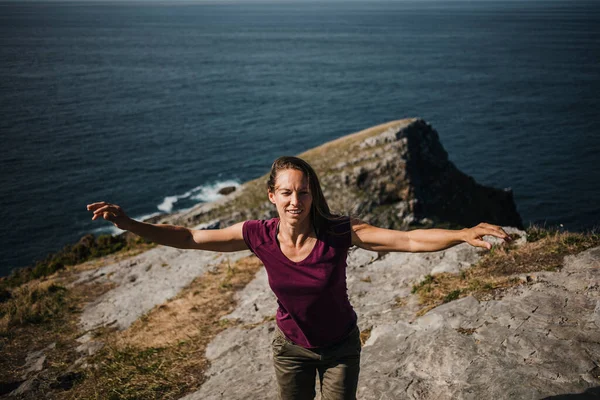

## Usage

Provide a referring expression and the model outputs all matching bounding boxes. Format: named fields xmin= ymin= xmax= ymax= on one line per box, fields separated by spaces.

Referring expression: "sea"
xmin=1 ymin=0 xmax=599 ymax=276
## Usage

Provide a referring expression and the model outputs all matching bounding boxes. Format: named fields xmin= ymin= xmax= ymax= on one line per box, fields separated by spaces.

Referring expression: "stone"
xmin=49 ymin=372 xmax=84 ymax=391
xmin=75 ymin=340 xmax=104 ymax=357
xmin=9 ymin=378 xmax=40 ymax=397
xmin=23 ymin=342 xmax=55 ymax=377
xmin=179 ymin=324 xmax=279 ymax=400
xmin=221 ymin=268 xmax=277 ymax=324
xmin=218 ymin=186 xmax=237 ymax=196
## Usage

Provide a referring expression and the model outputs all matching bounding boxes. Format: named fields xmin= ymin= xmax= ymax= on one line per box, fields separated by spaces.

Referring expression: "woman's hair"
xmin=267 ymin=156 xmax=344 ymax=236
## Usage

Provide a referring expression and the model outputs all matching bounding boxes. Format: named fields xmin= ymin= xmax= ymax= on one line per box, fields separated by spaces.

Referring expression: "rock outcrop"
xmin=160 ymin=118 xmax=522 ymax=231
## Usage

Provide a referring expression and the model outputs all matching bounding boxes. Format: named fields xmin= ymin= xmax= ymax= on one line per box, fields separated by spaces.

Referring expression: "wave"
xmin=157 ymin=196 xmax=180 ymax=213
xmin=91 ymin=225 xmax=122 ymax=236
xmin=89 ymin=180 xmax=240 ymax=237
xmin=157 ymin=179 xmax=241 ymax=213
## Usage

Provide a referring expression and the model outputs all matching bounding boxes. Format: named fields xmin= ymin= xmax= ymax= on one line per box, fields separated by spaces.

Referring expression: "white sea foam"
xmin=138 ymin=211 xmax=164 ymax=222
xmin=157 ymin=180 xmax=241 ymax=213
xmin=190 ymin=180 xmax=240 ymax=203
xmin=91 ymin=181 xmax=240 ymax=237
xmin=91 ymin=225 xmax=122 ymax=236
xmin=157 ymin=195 xmax=180 ymax=213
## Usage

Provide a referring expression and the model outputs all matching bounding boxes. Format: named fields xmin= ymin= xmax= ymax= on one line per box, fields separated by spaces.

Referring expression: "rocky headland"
xmin=160 ymin=118 xmax=522 ymax=231
xmin=1 ymin=118 xmax=598 ymax=399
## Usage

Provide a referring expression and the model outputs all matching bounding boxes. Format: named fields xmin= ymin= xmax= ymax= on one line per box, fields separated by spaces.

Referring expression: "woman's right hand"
xmin=87 ymin=202 xmax=132 ymax=230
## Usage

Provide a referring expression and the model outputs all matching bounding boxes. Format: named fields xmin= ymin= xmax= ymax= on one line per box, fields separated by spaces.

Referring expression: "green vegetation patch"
xmin=412 ymin=227 xmax=600 ymax=316
xmin=1 ymin=234 xmax=153 ymax=290
xmin=411 ymin=274 xmax=434 ymax=294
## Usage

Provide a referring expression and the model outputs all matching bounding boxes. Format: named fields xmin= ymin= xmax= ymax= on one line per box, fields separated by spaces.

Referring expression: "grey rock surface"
xmin=23 ymin=342 xmax=55 ymax=377
xmin=75 ymin=245 xmax=251 ymax=331
xmin=223 ymin=268 xmax=278 ymax=324
xmin=179 ymin=323 xmax=279 ymax=400
xmin=179 ymin=237 xmax=600 ymax=400
xmin=9 ymin=342 xmax=56 ymax=397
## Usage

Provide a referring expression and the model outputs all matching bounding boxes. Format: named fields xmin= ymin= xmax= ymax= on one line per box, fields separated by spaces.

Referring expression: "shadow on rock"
xmin=541 ymin=387 xmax=600 ymax=399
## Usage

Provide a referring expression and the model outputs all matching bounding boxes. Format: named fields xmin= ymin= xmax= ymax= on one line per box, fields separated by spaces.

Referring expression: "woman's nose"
xmin=290 ymin=192 xmax=299 ymax=205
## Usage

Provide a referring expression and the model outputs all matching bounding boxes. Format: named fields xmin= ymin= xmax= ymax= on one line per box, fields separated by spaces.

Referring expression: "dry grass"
xmin=412 ymin=227 xmax=600 ymax=316
xmin=70 ymin=241 xmax=157 ymax=274
xmin=0 ymin=281 xmax=70 ymax=334
xmin=64 ymin=255 xmax=264 ymax=400
xmin=456 ymin=327 xmax=477 ymax=335
xmin=0 ymin=275 xmax=113 ymax=397
xmin=299 ymin=119 xmax=413 ymax=166
xmin=7 ymin=220 xmax=597 ymax=397
xmin=359 ymin=326 xmax=372 ymax=346
xmin=393 ymin=296 xmax=407 ymax=309
xmin=116 ymin=257 xmax=262 ymax=349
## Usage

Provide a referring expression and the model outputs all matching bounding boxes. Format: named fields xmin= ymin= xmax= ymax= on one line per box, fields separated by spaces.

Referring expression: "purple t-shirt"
xmin=242 ymin=217 xmax=357 ymax=349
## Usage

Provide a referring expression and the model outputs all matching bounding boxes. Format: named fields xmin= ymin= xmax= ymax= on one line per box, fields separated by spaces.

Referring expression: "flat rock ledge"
xmin=179 ymin=235 xmax=600 ymax=400
xmin=74 ymin=245 xmax=251 ymax=332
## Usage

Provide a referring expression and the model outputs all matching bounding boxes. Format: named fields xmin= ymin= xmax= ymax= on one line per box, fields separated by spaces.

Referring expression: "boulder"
xmin=218 ymin=186 xmax=237 ymax=196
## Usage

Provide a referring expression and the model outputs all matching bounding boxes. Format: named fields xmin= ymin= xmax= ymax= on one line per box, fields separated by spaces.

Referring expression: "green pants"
xmin=271 ymin=325 xmax=362 ymax=400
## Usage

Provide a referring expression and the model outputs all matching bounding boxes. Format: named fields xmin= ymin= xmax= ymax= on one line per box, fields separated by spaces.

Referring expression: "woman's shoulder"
xmin=245 ymin=217 xmax=279 ymax=228
xmin=243 ymin=218 xmax=279 ymax=241
xmin=321 ymin=216 xmax=352 ymax=248
xmin=325 ymin=215 xmax=351 ymax=233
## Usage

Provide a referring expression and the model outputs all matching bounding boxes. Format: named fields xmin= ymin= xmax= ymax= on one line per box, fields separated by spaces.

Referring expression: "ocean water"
xmin=1 ymin=0 xmax=599 ymax=276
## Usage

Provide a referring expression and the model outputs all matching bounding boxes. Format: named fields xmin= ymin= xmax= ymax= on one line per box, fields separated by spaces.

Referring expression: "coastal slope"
xmin=4 ymin=119 xmax=598 ymax=399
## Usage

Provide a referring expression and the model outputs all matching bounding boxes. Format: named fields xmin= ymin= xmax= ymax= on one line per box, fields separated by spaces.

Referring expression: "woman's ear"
xmin=268 ymin=190 xmax=276 ymax=204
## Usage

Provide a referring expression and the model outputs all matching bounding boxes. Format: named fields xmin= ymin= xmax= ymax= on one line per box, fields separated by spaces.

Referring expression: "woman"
xmin=87 ymin=156 xmax=511 ymax=400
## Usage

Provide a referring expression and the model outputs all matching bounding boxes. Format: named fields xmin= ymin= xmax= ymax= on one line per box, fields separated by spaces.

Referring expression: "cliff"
xmin=161 ymin=118 xmax=523 ymax=230
xmin=2 ymin=119 xmax=598 ymax=400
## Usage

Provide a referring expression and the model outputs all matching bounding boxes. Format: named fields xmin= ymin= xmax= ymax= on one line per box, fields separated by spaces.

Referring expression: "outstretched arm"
xmin=351 ymin=219 xmax=511 ymax=252
xmin=86 ymin=202 xmax=248 ymax=252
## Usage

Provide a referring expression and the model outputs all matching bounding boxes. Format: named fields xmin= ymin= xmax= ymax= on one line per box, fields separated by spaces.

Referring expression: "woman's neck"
xmin=277 ymin=218 xmax=315 ymax=247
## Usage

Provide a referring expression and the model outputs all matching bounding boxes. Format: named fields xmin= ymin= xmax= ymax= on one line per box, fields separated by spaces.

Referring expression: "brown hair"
xmin=267 ymin=156 xmax=344 ymax=236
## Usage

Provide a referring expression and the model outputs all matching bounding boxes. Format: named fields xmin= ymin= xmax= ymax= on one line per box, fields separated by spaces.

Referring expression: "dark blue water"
xmin=1 ymin=0 xmax=599 ymax=276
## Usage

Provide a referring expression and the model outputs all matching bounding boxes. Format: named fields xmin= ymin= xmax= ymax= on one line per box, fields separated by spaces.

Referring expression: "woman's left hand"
xmin=463 ymin=223 xmax=512 ymax=250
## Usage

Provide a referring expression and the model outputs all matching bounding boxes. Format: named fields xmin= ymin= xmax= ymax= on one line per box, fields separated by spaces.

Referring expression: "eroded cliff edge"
xmin=160 ymin=118 xmax=522 ymax=230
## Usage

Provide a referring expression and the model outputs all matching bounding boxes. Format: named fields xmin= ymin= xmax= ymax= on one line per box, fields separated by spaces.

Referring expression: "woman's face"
xmin=268 ymin=169 xmax=313 ymax=226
